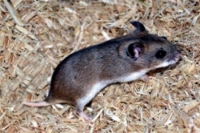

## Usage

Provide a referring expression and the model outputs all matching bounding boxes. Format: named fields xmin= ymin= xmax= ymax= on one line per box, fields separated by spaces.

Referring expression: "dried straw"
xmin=0 ymin=0 xmax=199 ymax=132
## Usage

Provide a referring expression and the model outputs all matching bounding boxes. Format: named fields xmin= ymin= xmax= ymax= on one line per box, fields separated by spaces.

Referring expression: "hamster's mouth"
xmin=155 ymin=53 xmax=181 ymax=69
xmin=167 ymin=53 xmax=181 ymax=65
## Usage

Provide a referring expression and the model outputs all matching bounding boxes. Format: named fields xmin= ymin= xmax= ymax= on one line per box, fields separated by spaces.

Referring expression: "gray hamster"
xmin=23 ymin=21 xmax=181 ymax=121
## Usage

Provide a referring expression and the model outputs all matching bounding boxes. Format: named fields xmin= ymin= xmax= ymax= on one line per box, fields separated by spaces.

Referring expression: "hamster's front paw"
xmin=139 ymin=75 xmax=150 ymax=82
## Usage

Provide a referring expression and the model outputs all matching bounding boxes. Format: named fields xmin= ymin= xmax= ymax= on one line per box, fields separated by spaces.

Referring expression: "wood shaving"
xmin=0 ymin=0 xmax=199 ymax=132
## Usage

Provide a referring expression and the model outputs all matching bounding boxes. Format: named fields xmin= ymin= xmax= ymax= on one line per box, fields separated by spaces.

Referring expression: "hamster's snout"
xmin=168 ymin=44 xmax=181 ymax=62
xmin=168 ymin=50 xmax=181 ymax=63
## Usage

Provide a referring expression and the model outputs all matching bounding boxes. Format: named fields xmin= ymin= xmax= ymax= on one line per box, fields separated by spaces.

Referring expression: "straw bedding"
xmin=0 ymin=0 xmax=199 ymax=132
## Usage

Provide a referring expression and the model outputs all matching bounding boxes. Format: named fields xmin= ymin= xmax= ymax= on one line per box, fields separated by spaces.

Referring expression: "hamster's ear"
xmin=130 ymin=21 xmax=146 ymax=32
xmin=126 ymin=42 xmax=144 ymax=60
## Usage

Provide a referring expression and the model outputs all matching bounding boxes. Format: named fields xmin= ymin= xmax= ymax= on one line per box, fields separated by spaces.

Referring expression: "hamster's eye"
xmin=155 ymin=49 xmax=166 ymax=59
xmin=161 ymin=36 xmax=167 ymax=40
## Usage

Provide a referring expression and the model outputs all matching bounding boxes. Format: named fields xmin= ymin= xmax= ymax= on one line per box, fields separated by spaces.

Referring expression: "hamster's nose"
xmin=177 ymin=49 xmax=181 ymax=54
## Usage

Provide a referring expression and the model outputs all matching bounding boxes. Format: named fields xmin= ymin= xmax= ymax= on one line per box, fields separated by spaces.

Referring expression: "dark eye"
xmin=161 ymin=36 xmax=167 ymax=40
xmin=155 ymin=49 xmax=166 ymax=59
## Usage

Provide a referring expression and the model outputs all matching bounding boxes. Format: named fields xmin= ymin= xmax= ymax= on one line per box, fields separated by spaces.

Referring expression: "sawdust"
xmin=0 ymin=0 xmax=200 ymax=132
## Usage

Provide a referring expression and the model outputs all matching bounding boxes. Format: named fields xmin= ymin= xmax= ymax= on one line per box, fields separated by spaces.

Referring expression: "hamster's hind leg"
xmin=76 ymin=104 xmax=92 ymax=122
xmin=75 ymin=94 xmax=96 ymax=122
xmin=75 ymin=82 xmax=107 ymax=122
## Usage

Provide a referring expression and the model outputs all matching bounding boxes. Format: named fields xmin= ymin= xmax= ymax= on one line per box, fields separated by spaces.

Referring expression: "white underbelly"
xmin=77 ymin=69 xmax=148 ymax=107
xmin=117 ymin=69 xmax=147 ymax=82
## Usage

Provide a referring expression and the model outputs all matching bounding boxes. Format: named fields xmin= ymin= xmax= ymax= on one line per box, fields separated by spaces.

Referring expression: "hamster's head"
xmin=119 ymin=21 xmax=181 ymax=70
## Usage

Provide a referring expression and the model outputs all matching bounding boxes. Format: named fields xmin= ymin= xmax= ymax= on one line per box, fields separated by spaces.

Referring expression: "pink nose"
xmin=170 ymin=52 xmax=181 ymax=62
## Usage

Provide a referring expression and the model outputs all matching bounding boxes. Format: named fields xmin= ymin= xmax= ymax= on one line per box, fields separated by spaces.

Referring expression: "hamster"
xmin=23 ymin=21 xmax=181 ymax=121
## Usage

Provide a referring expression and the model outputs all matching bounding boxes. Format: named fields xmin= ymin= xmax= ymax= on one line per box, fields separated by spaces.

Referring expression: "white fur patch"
xmin=117 ymin=69 xmax=148 ymax=82
xmin=156 ymin=60 xmax=176 ymax=69
xmin=77 ymin=81 xmax=108 ymax=109
xmin=77 ymin=70 xmax=148 ymax=108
